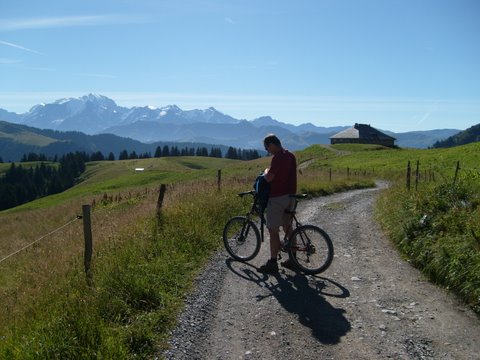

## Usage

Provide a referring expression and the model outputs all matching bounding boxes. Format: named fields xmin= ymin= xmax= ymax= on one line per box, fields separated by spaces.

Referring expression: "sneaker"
xmin=258 ymin=259 xmax=279 ymax=274
xmin=280 ymin=258 xmax=297 ymax=271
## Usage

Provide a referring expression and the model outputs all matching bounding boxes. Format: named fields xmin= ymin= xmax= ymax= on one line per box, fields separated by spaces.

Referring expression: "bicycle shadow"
xmin=225 ymin=258 xmax=351 ymax=345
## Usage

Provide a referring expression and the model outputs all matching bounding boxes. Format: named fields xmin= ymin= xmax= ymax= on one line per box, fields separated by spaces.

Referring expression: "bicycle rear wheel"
xmin=223 ymin=216 xmax=261 ymax=261
xmin=288 ymin=225 xmax=334 ymax=274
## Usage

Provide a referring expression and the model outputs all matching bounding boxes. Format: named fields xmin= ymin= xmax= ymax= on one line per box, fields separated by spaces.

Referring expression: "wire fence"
xmin=0 ymin=216 xmax=81 ymax=265
xmin=0 ymin=182 xmax=173 ymax=294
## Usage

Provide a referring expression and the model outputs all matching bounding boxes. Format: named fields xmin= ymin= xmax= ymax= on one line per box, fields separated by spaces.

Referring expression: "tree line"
xmin=4 ymin=145 xmax=260 ymax=163
xmin=123 ymin=145 xmax=260 ymax=160
xmin=0 ymin=152 xmax=87 ymax=211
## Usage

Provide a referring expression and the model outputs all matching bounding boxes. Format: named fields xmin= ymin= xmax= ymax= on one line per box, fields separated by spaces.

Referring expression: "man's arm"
xmin=264 ymin=168 xmax=275 ymax=183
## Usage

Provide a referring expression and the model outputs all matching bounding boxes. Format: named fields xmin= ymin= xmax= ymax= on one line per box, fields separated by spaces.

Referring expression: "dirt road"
xmin=164 ymin=184 xmax=480 ymax=359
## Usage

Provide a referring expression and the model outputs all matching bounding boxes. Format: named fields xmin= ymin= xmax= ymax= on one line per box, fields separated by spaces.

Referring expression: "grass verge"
xmin=0 ymin=181 xmax=246 ymax=358
xmin=376 ymin=171 xmax=480 ymax=315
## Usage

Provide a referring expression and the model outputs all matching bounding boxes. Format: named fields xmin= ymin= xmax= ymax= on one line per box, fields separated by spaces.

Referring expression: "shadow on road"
xmin=225 ymin=258 xmax=352 ymax=345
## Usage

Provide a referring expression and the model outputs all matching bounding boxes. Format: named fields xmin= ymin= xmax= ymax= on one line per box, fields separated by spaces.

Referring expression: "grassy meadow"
xmin=0 ymin=143 xmax=479 ymax=358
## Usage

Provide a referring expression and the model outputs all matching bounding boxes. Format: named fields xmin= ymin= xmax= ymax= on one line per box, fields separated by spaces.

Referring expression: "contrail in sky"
xmin=0 ymin=40 xmax=42 ymax=54
xmin=0 ymin=14 xmax=148 ymax=31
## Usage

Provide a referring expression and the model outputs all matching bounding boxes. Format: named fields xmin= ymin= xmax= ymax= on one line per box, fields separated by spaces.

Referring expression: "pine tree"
xmin=119 ymin=150 xmax=129 ymax=160
xmin=209 ymin=147 xmax=222 ymax=158
xmin=91 ymin=151 xmax=105 ymax=161
xmin=0 ymin=184 xmax=17 ymax=210
xmin=162 ymin=145 xmax=170 ymax=157
xmin=171 ymin=146 xmax=180 ymax=156
xmin=226 ymin=147 xmax=238 ymax=159
xmin=129 ymin=151 xmax=138 ymax=159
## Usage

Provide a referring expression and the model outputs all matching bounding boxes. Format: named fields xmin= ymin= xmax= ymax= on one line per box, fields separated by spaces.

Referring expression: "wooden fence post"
xmin=157 ymin=184 xmax=167 ymax=218
xmin=406 ymin=161 xmax=411 ymax=190
xmin=415 ymin=160 xmax=420 ymax=191
xmin=217 ymin=169 xmax=222 ymax=191
xmin=453 ymin=161 xmax=460 ymax=185
xmin=82 ymin=204 xmax=93 ymax=286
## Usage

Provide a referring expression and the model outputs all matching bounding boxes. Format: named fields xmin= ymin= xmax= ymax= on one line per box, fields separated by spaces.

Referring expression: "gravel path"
xmin=163 ymin=183 xmax=480 ymax=359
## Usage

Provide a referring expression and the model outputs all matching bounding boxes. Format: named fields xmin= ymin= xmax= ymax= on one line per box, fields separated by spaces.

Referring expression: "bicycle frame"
xmin=239 ymin=191 xmax=266 ymax=243
xmin=226 ymin=191 xmax=333 ymax=274
xmin=239 ymin=191 xmax=304 ymax=246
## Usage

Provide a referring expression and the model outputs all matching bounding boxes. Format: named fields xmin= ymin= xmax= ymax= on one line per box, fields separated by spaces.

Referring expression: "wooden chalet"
xmin=329 ymin=123 xmax=396 ymax=147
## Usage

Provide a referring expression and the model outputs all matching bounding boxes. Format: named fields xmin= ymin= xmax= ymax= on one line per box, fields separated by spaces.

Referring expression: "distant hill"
xmin=432 ymin=123 xmax=480 ymax=148
xmin=384 ymin=129 xmax=461 ymax=148
xmin=0 ymin=109 xmax=22 ymax=123
xmin=0 ymin=121 xmax=235 ymax=162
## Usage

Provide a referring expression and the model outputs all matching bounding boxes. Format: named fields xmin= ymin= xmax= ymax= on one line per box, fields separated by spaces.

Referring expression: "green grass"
xmin=0 ymin=182 xmax=250 ymax=358
xmin=1 ymin=142 xmax=479 ymax=358
xmin=376 ymin=172 xmax=480 ymax=313
xmin=0 ymin=163 xmax=9 ymax=175
xmin=294 ymin=144 xmax=337 ymax=163
xmin=0 ymin=129 xmax=58 ymax=146
xmin=0 ymin=161 xmax=58 ymax=176
xmin=331 ymin=143 xmax=393 ymax=152
xmin=301 ymin=142 xmax=480 ymax=180
xmin=1 ymin=157 xmax=239 ymax=213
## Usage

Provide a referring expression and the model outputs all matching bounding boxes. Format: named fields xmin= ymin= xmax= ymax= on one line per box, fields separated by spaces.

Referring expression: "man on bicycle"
xmin=258 ymin=134 xmax=297 ymax=274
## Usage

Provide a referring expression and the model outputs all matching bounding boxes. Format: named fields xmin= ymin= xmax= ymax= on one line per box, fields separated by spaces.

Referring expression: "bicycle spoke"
xmin=289 ymin=225 xmax=333 ymax=274
xmin=223 ymin=216 xmax=261 ymax=261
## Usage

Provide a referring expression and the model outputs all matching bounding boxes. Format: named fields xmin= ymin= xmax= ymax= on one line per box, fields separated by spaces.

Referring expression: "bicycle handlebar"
xmin=237 ymin=191 xmax=308 ymax=199
xmin=238 ymin=190 xmax=255 ymax=197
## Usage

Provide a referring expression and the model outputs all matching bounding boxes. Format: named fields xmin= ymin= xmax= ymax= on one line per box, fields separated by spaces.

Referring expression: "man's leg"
xmin=280 ymin=200 xmax=297 ymax=270
xmin=258 ymin=195 xmax=288 ymax=274
xmin=268 ymin=227 xmax=281 ymax=260
xmin=258 ymin=226 xmax=280 ymax=274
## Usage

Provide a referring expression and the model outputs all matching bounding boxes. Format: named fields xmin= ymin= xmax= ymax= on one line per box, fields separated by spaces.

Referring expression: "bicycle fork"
xmin=296 ymin=229 xmax=316 ymax=263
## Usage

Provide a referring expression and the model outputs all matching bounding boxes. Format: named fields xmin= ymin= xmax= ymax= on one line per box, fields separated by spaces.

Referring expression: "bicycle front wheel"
xmin=223 ymin=216 xmax=261 ymax=261
xmin=288 ymin=225 xmax=334 ymax=274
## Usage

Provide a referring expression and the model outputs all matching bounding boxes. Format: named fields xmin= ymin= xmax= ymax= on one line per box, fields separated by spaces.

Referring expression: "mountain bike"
xmin=223 ymin=191 xmax=334 ymax=274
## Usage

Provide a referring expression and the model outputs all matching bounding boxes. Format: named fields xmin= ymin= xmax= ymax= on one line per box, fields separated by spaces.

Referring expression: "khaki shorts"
xmin=266 ymin=195 xmax=295 ymax=230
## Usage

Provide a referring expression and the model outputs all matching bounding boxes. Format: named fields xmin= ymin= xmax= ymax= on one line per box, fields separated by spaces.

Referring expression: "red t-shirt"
xmin=269 ymin=149 xmax=297 ymax=197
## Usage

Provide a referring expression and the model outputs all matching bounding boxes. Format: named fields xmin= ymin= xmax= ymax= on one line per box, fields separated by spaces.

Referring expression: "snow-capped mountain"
xmin=0 ymin=94 xmax=460 ymax=148
xmin=21 ymin=94 xmax=124 ymax=134
xmin=2 ymin=93 xmax=339 ymax=136
xmin=9 ymin=94 xmax=244 ymax=134
xmin=119 ymin=104 xmax=240 ymax=127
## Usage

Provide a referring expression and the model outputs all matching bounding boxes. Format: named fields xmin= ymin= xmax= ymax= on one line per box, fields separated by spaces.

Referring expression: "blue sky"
xmin=0 ymin=0 xmax=479 ymax=132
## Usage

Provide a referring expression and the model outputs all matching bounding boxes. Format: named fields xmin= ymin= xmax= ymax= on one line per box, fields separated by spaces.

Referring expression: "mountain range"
xmin=0 ymin=94 xmax=461 ymax=155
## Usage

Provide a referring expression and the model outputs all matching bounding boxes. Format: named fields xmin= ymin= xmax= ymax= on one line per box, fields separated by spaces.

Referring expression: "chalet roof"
xmin=329 ymin=123 xmax=396 ymax=140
